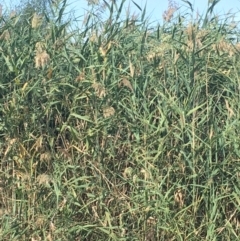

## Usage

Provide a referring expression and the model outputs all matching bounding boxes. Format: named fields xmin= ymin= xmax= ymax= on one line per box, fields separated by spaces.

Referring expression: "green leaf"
xmin=141 ymin=3 xmax=147 ymax=21
xmin=131 ymin=0 xmax=142 ymax=11
xmin=181 ymin=0 xmax=193 ymax=12
xmin=186 ymin=103 xmax=205 ymax=116
xmin=70 ymin=113 xmax=93 ymax=123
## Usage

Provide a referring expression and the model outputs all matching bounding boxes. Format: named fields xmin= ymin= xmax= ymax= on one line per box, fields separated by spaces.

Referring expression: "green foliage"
xmin=16 ymin=0 xmax=51 ymax=15
xmin=0 ymin=0 xmax=240 ymax=240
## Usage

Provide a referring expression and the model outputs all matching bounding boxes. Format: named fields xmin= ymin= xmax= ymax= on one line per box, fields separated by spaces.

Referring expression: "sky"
xmin=66 ymin=0 xmax=240 ymax=25
xmin=2 ymin=0 xmax=240 ymax=24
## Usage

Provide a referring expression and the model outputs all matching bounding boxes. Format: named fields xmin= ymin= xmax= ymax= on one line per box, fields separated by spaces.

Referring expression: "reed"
xmin=0 ymin=0 xmax=239 ymax=240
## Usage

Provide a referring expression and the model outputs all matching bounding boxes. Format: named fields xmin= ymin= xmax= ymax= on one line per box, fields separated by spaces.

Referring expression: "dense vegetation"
xmin=0 ymin=0 xmax=240 ymax=240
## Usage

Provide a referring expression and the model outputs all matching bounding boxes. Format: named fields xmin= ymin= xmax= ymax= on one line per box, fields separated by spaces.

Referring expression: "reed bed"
xmin=0 ymin=0 xmax=240 ymax=240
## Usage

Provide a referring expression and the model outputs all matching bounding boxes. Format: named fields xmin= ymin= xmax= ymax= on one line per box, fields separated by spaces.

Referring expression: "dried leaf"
xmin=92 ymin=82 xmax=106 ymax=98
xmin=129 ymin=59 xmax=135 ymax=77
xmin=103 ymin=106 xmax=115 ymax=118
xmin=120 ymin=78 xmax=133 ymax=92
xmin=40 ymin=152 xmax=52 ymax=162
xmin=225 ymin=99 xmax=234 ymax=118
xmin=37 ymin=174 xmax=52 ymax=186
xmin=35 ymin=51 xmax=50 ymax=68
xmin=32 ymin=13 xmax=42 ymax=28
xmin=174 ymin=189 xmax=184 ymax=208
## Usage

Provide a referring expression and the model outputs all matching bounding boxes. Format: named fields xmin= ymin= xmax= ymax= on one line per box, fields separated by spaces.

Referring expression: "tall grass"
xmin=0 ymin=0 xmax=240 ymax=240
